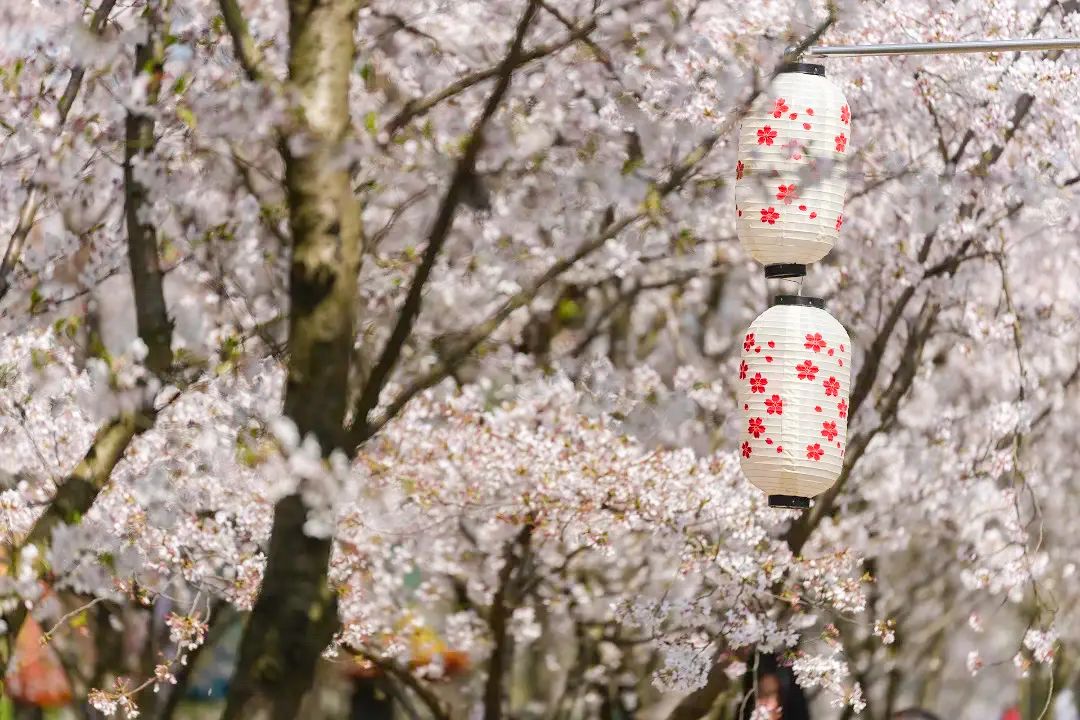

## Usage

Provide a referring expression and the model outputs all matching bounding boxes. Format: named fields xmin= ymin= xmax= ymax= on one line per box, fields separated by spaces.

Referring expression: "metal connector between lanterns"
xmin=788 ymin=37 xmax=1080 ymax=59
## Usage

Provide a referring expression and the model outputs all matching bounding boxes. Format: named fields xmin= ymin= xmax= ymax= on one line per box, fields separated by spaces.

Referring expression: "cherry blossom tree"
xmin=1 ymin=0 xmax=1079 ymax=719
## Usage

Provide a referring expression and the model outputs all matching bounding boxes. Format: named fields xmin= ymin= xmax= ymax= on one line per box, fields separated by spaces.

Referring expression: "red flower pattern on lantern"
xmin=776 ymin=183 xmax=798 ymax=204
xmin=749 ymin=373 xmax=768 ymax=393
xmin=804 ymin=332 xmax=826 ymax=352
xmin=748 ymin=417 xmax=766 ymax=438
xmin=838 ymin=399 xmax=848 ymax=419
xmin=823 ymin=376 xmax=840 ymax=397
xmin=743 ymin=333 xmax=755 ymax=352
xmin=835 ymin=214 xmax=844 ymax=231
xmin=821 ymin=421 xmax=838 ymax=441
xmin=757 ymin=126 xmax=778 ymax=145
xmin=765 ymin=395 xmax=783 ymax=415
xmin=760 ymin=207 xmax=780 ymax=224
xmin=796 ymin=360 xmax=819 ymax=380
xmin=840 ymin=104 xmax=850 ymax=124
xmin=742 ymin=441 xmax=753 ymax=459
xmin=739 ymin=360 xmax=748 ymax=380
xmin=772 ymin=98 xmax=789 ymax=118
xmin=806 ymin=443 xmax=824 ymax=461
xmin=736 ymin=160 xmax=744 ymax=180
xmin=835 ymin=133 xmax=847 ymax=153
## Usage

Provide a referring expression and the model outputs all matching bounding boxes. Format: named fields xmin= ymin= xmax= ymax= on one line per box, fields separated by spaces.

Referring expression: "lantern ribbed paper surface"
xmin=735 ymin=64 xmax=850 ymax=268
xmin=738 ymin=296 xmax=851 ymax=505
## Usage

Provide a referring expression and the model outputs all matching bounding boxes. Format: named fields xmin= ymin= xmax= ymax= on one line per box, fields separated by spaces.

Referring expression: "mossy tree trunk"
xmin=221 ymin=0 xmax=363 ymax=718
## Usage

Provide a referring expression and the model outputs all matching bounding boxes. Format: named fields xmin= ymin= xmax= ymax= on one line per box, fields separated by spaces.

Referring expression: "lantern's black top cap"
xmin=769 ymin=495 xmax=811 ymax=510
xmin=779 ymin=62 xmax=825 ymax=77
xmin=773 ymin=294 xmax=825 ymax=310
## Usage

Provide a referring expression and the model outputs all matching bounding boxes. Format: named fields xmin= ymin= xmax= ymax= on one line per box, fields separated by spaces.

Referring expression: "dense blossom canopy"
xmin=1 ymin=0 xmax=1079 ymax=718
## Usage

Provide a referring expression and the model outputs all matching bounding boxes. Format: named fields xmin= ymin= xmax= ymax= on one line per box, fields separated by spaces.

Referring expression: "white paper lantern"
xmin=737 ymin=296 xmax=852 ymax=507
xmin=735 ymin=64 xmax=850 ymax=275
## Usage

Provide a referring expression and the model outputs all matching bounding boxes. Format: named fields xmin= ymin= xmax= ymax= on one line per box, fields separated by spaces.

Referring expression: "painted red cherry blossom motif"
xmin=749 ymin=373 xmax=768 ymax=393
xmin=836 ymin=214 xmax=844 ymax=231
xmin=772 ymin=98 xmax=789 ymax=118
xmin=823 ymin=376 xmax=840 ymax=397
xmin=765 ymin=395 xmax=783 ymax=415
xmin=765 ymin=437 xmax=773 ymax=444
xmin=798 ymin=204 xmax=807 ymax=211
xmin=742 ymin=441 xmax=753 ymax=458
xmin=776 ymin=183 xmax=798 ymax=204
xmin=806 ymin=443 xmax=824 ymax=461
xmin=814 ymin=406 xmax=822 ymax=412
xmin=804 ymin=332 xmax=826 ymax=352
xmin=760 ymin=207 xmax=780 ymax=224
xmin=838 ymin=399 xmax=848 ymax=419
xmin=777 ymin=446 xmax=783 ymax=453
xmin=840 ymin=344 xmax=846 ymax=352
xmin=744 ymin=333 xmax=755 ymax=352
xmin=748 ymin=417 xmax=766 ymax=438
xmin=796 ymin=360 xmax=819 ymax=380
xmin=809 ymin=212 xmax=817 ymax=219
xmin=821 ymin=421 xmax=838 ymax=441
xmin=739 ymin=360 xmax=748 ymax=380
xmin=840 ymin=104 xmax=850 ymax=124
xmin=758 ymin=126 xmax=778 ymax=145
xmin=835 ymin=133 xmax=847 ymax=153
xmin=806 ymin=108 xmax=814 ymax=116
xmin=767 ymin=341 xmax=775 ymax=348
xmin=803 ymin=122 xmax=812 ymax=130
xmin=736 ymin=160 xmax=744 ymax=180
xmin=765 ymin=356 xmax=773 ymax=362
xmin=827 ymin=348 xmax=834 ymax=356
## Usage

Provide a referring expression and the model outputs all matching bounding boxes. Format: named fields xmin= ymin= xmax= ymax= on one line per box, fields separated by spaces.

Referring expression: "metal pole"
xmin=800 ymin=37 xmax=1080 ymax=58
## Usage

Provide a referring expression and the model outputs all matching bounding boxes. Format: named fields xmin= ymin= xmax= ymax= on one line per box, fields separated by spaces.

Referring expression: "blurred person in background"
xmin=741 ymin=654 xmax=810 ymax=720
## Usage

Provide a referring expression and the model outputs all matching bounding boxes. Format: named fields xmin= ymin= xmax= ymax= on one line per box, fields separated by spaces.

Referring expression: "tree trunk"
xmin=222 ymin=0 xmax=363 ymax=718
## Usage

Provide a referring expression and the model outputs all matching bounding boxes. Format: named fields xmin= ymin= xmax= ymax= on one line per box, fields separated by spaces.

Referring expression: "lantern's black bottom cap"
xmin=769 ymin=495 xmax=811 ymax=509
xmin=764 ymin=263 xmax=806 ymax=279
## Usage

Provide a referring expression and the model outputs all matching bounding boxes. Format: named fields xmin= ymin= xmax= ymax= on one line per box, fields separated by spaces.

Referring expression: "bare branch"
xmin=385 ymin=13 xmax=599 ymax=135
xmin=218 ymin=0 xmax=271 ymax=83
xmin=350 ymin=0 xmax=544 ymax=438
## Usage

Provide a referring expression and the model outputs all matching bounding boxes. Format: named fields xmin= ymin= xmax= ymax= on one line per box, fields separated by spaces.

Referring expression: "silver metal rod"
xmin=803 ymin=37 xmax=1080 ymax=58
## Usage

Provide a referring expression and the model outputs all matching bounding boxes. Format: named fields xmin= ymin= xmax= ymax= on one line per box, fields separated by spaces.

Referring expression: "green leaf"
xmin=177 ymin=105 xmax=197 ymax=128
xmin=556 ymin=298 xmax=583 ymax=323
xmin=364 ymin=111 xmax=378 ymax=134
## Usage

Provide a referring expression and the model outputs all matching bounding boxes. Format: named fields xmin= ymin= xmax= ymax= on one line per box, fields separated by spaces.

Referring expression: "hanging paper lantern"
xmin=737 ymin=296 xmax=851 ymax=507
xmin=3 ymin=616 xmax=74 ymax=708
xmin=735 ymin=64 xmax=851 ymax=276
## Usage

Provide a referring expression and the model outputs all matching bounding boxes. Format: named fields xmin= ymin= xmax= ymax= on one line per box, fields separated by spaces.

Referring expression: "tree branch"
xmin=218 ymin=0 xmax=270 ymax=83
xmin=350 ymin=0 xmax=543 ymax=438
xmin=124 ymin=8 xmax=174 ymax=376
xmin=385 ymin=12 xmax=599 ymax=135
xmin=483 ymin=524 xmax=533 ymax=720
xmin=353 ymin=651 xmax=453 ymax=720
